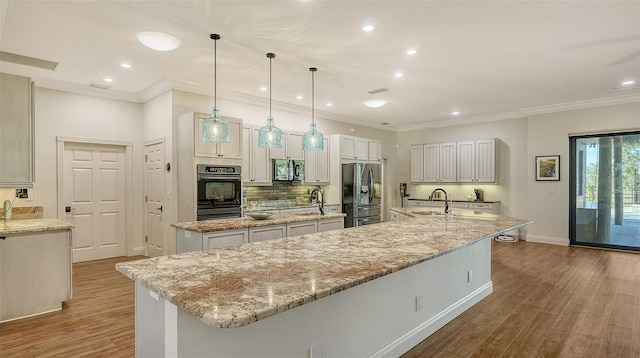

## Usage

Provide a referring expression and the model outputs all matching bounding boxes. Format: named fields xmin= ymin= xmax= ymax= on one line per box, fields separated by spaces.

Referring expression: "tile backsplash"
xmin=245 ymin=182 xmax=324 ymax=205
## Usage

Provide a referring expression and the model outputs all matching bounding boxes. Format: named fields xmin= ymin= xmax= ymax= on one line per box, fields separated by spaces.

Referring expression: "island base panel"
xmin=135 ymin=238 xmax=492 ymax=357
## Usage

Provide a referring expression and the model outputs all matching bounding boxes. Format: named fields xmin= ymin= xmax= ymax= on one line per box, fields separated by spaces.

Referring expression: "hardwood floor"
xmin=1 ymin=242 xmax=639 ymax=357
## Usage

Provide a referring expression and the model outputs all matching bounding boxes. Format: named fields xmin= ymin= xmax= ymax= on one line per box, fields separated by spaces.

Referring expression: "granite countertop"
xmin=407 ymin=198 xmax=500 ymax=204
xmin=172 ymin=212 xmax=346 ymax=233
xmin=0 ymin=218 xmax=74 ymax=235
xmin=117 ymin=209 xmax=531 ymax=329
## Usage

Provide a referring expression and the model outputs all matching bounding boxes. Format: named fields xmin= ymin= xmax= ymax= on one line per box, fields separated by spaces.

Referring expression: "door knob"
xmin=65 ymin=206 xmax=72 ymax=213
xmin=157 ymin=206 xmax=163 ymax=212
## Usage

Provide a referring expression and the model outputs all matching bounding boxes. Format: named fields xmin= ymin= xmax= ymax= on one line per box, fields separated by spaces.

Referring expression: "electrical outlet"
xmin=309 ymin=343 xmax=321 ymax=358
xmin=415 ymin=295 xmax=423 ymax=311
xmin=467 ymin=270 xmax=473 ymax=283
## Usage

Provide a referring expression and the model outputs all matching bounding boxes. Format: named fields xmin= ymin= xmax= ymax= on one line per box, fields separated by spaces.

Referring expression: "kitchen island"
xmin=117 ymin=209 xmax=530 ymax=357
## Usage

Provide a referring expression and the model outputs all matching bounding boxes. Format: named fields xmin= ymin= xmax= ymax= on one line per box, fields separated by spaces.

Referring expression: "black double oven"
xmin=196 ymin=164 xmax=242 ymax=221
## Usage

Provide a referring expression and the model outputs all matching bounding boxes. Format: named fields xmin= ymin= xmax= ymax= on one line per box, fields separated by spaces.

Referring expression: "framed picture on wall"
xmin=535 ymin=155 xmax=560 ymax=181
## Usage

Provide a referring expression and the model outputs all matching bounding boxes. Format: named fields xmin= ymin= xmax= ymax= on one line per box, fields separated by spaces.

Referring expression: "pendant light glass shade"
xmin=202 ymin=33 xmax=230 ymax=143
xmin=303 ymin=67 xmax=324 ymax=150
xmin=258 ymin=53 xmax=283 ymax=148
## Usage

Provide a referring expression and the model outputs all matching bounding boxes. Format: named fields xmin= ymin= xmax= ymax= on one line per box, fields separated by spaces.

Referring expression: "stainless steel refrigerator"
xmin=342 ymin=163 xmax=381 ymax=227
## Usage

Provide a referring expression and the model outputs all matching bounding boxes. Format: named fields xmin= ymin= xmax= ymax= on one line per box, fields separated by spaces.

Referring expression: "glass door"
xmin=570 ymin=131 xmax=640 ymax=251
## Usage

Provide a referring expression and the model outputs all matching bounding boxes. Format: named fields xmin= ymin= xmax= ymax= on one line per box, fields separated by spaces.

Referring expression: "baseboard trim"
xmin=371 ymin=281 xmax=494 ymax=358
xmin=526 ymin=235 xmax=569 ymax=246
xmin=132 ymin=247 xmax=145 ymax=256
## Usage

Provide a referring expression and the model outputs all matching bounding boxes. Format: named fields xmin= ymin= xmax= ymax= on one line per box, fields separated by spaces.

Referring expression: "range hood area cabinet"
xmin=242 ymin=126 xmax=271 ymax=186
xmin=411 ymin=139 xmax=498 ymax=184
xmin=193 ymin=112 xmax=243 ymax=159
xmin=0 ymin=73 xmax=35 ymax=188
xmin=269 ymin=131 xmax=304 ymax=160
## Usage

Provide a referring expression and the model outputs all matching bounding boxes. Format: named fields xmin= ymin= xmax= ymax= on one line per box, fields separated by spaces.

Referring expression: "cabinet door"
xmin=218 ymin=118 xmax=243 ymax=159
xmin=341 ymin=136 xmax=355 ymax=159
xmin=242 ymin=126 xmax=252 ymax=183
xmin=249 ymin=225 xmax=286 ymax=242
xmin=410 ymin=145 xmax=424 ymax=182
xmin=354 ymin=138 xmax=368 ymax=160
xmin=287 ymin=221 xmax=317 ymax=237
xmin=317 ymin=218 xmax=344 ymax=232
xmin=205 ymin=229 xmax=248 ymax=249
xmin=368 ymin=140 xmax=382 ymax=162
xmin=422 ymin=144 xmax=439 ymax=182
xmin=287 ymin=132 xmax=304 ymax=160
xmin=456 ymin=141 xmax=475 ymax=182
xmin=251 ymin=128 xmax=271 ymax=185
xmin=0 ymin=73 xmax=34 ymax=187
xmin=316 ymin=138 xmax=330 ymax=183
xmin=439 ymin=142 xmax=457 ymax=182
xmin=475 ymin=139 xmax=496 ymax=183
xmin=268 ymin=131 xmax=288 ymax=159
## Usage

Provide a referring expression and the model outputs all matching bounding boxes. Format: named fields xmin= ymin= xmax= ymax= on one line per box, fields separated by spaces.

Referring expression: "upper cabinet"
xmin=242 ymin=126 xmax=271 ymax=186
xmin=412 ymin=139 xmax=497 ymax=184
xmin=194 ymin=113 xmax=243 ymax=159
xmin=304 ymin=137 xmax=330 ymax=184
xmin=333 ymin=135 xmax=381 ymax=163
xmin=0 ymin=73 xmax=34 ymax=188
xmin=368 ymin=140 xmax=382 ymax=163
xmin=269 ymin=131 xmax=304 ymax=160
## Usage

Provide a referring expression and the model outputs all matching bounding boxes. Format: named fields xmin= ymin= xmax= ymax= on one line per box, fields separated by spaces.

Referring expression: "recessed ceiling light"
xmin=120 ymin=63 xmax=131 ymax=69
xmin=296 ymin=95 xmax=303 ymax=100
xmin=102 ymin=77 xmax=113 ymax=83
xmin=451 ymin=111 xmax=461 ymax=115
xmin=260 ymin=86 xmax=268 ymax=91
xmin=326 ymin=103 xmax=333 ymax=107
xmin=394 ymin=72 xmax=404 ymax=78
xmin=406 ymin=49 xmax=417 ymax=55
xmin=362 ymin=25 xmax=375 ymax=32
xmin=364 ymin=100 xmax=387 ymax=108
xmin=137 ymin=31 xmax=180 ymax=51
xmin=621 ymin=80 xmax=635 ymax=85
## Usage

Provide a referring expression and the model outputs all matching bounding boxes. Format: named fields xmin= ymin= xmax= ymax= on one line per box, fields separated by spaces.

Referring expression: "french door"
xmin=570 ymin=131 xmax=640 ymax=251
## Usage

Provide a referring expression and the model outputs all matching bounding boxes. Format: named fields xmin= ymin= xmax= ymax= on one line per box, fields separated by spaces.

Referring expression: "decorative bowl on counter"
xmin=247 ymin=211 xmax=273 ymax=220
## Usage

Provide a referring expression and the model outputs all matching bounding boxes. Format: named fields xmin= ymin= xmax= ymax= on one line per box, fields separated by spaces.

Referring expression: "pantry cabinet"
xmin=194 ymin=112 xmax=243 ymax=159
xmin=242 ymin=126 xmax=271 ymax=185
xmin=0 ymin=73 xmax=34 ymax=188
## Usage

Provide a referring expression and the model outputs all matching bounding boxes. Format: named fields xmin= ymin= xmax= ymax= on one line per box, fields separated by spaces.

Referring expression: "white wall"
xmin=524 ymin=102 xmax=640 ymax=245
xmin=26 ymin=88 xmax=145 ymax=252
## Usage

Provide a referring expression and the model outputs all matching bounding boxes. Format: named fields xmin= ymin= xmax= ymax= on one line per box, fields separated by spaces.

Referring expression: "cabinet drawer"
xmin=287 ymin=221 xmax=317 ymax=237
xmin=407 ymin=200 xmax=429 ymax=207
xmin=318 ymin=218 xmax=344 ymax=232
xmin=468 ymin=203 xmax=492 ymax=210
xmin=249 ymin=225 xmax=286 ymax=242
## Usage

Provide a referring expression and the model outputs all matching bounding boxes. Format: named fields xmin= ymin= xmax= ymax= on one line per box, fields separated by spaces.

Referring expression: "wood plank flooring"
xmin=1 ymin=242 xmax=638 ymax=357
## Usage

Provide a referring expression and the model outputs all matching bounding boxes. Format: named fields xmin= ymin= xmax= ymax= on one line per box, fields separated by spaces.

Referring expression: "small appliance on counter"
xmin=473 ymin=189 xmax=484 ymax=201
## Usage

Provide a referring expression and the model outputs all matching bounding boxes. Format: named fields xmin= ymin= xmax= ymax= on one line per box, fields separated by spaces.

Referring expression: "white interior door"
xmin=63 ymin=143 xmax=126 ymax=262
xmin=145 ymin=141 xmax=165 ymax=257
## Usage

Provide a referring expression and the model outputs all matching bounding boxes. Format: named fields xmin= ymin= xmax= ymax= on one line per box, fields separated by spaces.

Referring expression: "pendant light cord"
xmin=269 ymin=55 xmax=272 ymax=118
xmin=214 ymin=37 xmax=217 ymax=109
xmin=310 ymin=67 xmax=317 ymax=125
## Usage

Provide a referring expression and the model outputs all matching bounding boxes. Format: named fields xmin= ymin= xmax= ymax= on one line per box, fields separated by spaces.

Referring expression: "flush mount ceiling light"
xmin=201 ymin=34 xmax=230 ymax=143
xmin=258 ymin=53 xmax=283 ymax=148
xmin=137 ymin=32 xmax=180 ymax=51
xmin=303 ymin=67 xmax=324 ymax=150
xmin=364 ymin=99 xmax=387 ymax=108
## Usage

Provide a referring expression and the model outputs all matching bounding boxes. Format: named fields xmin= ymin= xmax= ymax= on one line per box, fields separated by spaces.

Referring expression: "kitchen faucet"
xmin=309 ymin=188 xmax=325 ymax=215
xmin=428 ymin=188 xmax=452 ymax=214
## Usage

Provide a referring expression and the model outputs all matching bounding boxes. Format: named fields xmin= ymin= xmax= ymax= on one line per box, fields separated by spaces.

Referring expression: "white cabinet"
xmin=270 ymin=131 xmax=304 ymax=160
xmin=249 ymin=225 xmax=286 ymax=242
xmin=368 ymin=140 xmax=382 ymax=163
xmin=242 ymin=126 xmax=271 ymax=185
xmin=287 ymin=221 xmax=318 ymax=237
xmin=457 ymin=139 xmax=497 ymax=183
xmin=411 ymin=143 xmax=456 ymax=183
xmin=390 ymin=211 xmax=410 ymax=221
xmin=341 ymin=136 xmax=369 ymax=162
xmin=0 ymin=73 xmax=34 ymax=188
xmin=324 ymin=204 xmax=340 ymax=213
xmin=194 ymin=112 xmax=243 ymax=159
xmin=279 ymin=207 xmax=318 ymax=214
xmin=205 ymin=229 xmax=248 ymax=249
xmin=0 ymin=230 xmax=72 ymax=322
xmin=317 ymin=218 xmax=344 ymax=232
xmin=304 ymin=137 xmax=330 ymax=184
xmin=407 ymin=200 xmax=500 ymax=214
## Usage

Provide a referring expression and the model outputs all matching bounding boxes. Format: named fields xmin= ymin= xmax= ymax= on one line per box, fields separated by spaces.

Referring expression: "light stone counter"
xmin=0 ymin=218 xmax=74 ymax=235
xmin=117 ymin=210 xmax=531 ymax=330
xmin=172 ymin=212 xmax=345 ymax=233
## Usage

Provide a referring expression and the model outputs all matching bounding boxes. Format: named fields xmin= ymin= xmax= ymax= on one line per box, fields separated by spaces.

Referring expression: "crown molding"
xmin=519 ymin=93 xmax=640 ymax=116
xmin=397 ymin=111 xmax=524 ymax=132
xmin=34 ymin=78 xmax=141 ymax=103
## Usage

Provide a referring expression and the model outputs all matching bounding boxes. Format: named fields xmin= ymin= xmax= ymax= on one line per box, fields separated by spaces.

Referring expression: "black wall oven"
xmin=196 ymin=164 xmax=242 ymax=221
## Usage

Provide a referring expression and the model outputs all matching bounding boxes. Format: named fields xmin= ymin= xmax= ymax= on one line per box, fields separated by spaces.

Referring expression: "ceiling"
xmin=1 ymin=1 xmax=639 ymax=131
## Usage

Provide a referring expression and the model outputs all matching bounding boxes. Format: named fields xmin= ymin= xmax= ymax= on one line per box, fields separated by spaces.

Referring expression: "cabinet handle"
xmin=0 ymin=236 xmax=6 ymax=240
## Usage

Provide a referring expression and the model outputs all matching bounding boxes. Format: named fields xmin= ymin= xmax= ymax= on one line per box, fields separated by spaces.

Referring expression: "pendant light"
xmin=302 ymin=67 xmax=324 ymax=150
xmin=201 ymin=34 xmax=230 ymax=143
xmin=258 ymin=53 xmax=283 ymax=148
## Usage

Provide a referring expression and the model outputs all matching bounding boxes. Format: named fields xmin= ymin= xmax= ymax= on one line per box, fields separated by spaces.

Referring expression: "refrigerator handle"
xmin=368 ymin=166 xmax=374 ymax=203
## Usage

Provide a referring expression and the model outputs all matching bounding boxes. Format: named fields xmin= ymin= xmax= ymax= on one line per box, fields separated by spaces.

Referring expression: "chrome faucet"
xmin=428 ymin=188 xmax=452 ymax=214
xmin=309 ymin=188 xmax=325 ymax=215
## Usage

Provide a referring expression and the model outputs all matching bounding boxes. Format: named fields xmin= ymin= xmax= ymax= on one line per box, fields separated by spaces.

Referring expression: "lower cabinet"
xmin=0 ymin=230 xmax=72 ymax=322
xmin=407 ymin=200 xmax=500 ymax=214
xmin=317 ymin=218 xmax=344 ymax=232
xmin=249 ymin=225 xmax=286 ymax=243
xmin=205 ymin=229 xmax=248 ymax=249
xmin=390 ymin=211 xmax=410 ymax=221
xmin=287 ymin=221 xmax=318 ymax=237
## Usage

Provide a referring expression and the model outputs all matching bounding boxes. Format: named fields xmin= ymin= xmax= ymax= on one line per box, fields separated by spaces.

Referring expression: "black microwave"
xmin=273 ymin=159 xmax=304 ymax=181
